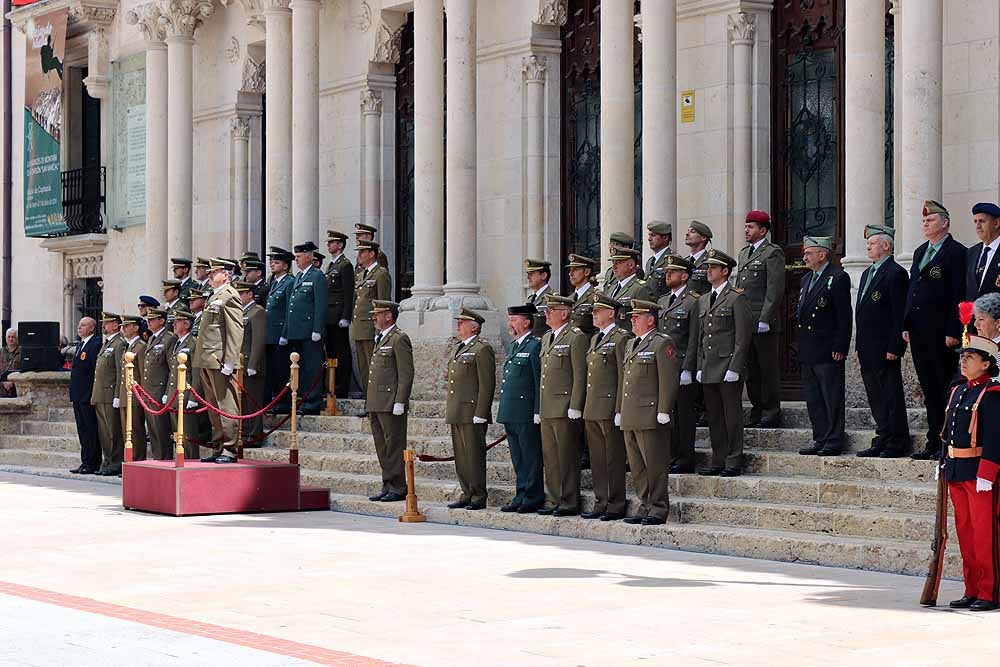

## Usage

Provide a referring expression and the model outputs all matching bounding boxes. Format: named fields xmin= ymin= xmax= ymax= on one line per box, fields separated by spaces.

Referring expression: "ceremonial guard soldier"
xmin=617 ymin=299 xmax=679 ymax=525
xmin=354 ymin=223 xmax=391 ymax=271
xmin=940 ymin=335 xmax=1000 ymax=611
xmin=242 ymin=258 xmax=269 ymax=307
xmin=582 ymin=293 xmax=630 ymax=521
xmin=644 ymin=221 xmax=674 ymax=299
xmin=966 ymin=202 xmax=1000 ymax=302
xmin=366 ymin=301 xmax=414 ymax=502
xmin=524 ymin=258 xmax=553 ymax=338
xmin=91 ymin=313 xmax=126 ymax=476
xmin=656 ymin=256 xmax=701 ymax=473
xmin=497 ymin=305 xmax=544 ymax=513
xmin=236 ymin=282 xmax=267 ymax=445
xmin=796 ymin=237 xmax=853 ymax=456
xmin=325 ymin=230 xmax=355 ymax=398
xmin=905 ymin=200 xmax=967 ymax=460
xmin=165 ymin=310 xmax=200 ymax=459
xmin=140 ymin=308 xmax=176 ymax=460
xmin=194 ymin=258 xmax=245 ymax=464
xmin=445 ymin=309 xmax=496 ymax=510
xmin=537 ymin=294 xmax=588 ymax=516
xmin=171 ymin=257 xmax=194 ymax=299
xmin=281 ymin=242 xmax=327 ymax=414
xmin=603 ymin=232 xmax=643 ymax=292
xmin=566 ymin=254 xmax=598 ymax=336
xmin=606 ymin=248 xmax=653 ymax=333
xmin=854 ymin=225 xmax=912 ymax=458
xmin=683 ymin=221 xmax=713 ymax=297
xmin=351 ymin=240 xmax=392 ymax=396
xmin=696 ymin=250 xmax=753 ymax=476
xmin=119 ymin=315 xmax=148 ymax=460
xmin=265 ymin=247 xmax=294 ymax=411
xmin=736 ymin=210 xmax=786 ymax=428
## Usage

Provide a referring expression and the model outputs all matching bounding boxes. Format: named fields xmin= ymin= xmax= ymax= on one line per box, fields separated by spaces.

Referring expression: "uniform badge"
xmin=871 ymin=290 xmax=881 ymax=301
xmin=929 ymin=266 xmax=943 ymax=279
xmin=665 ymin=345 xmax=675 ymax=358
xmin=80 ymin=351 xmax=86 ymax=361
xmin=817 ymin=297 xmax=827 ymax=307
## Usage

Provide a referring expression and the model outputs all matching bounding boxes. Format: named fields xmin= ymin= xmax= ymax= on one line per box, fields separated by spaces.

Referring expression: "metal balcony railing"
xmin=61 ymin=165 xmax=106 ymax=235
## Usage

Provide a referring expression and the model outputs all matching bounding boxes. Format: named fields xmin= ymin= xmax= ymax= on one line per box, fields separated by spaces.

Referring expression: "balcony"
xmin=61 ymin=165 xmax=106 ymax=235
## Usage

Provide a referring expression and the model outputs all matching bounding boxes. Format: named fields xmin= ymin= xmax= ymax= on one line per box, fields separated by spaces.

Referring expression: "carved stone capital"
xmin=889 ymin=0 xmax=900 ymax=16
xmin=521 ymin=55 xmax=547 ymax=83
xmin=260 ymin=0 xmax=291 ymax=13
xmin=242 ymin=54 xmax=265 ymax=93
xmin=727 ymin=12 xmax=756 ymax=46
xmin=371 ymin=11 xmax=406 ymax=64
xmin=360 ymin=88 xmax=383 ymax=115
xmin=158 ymin=0 xmax=217 ymax=39
xmin=69 ymin=0 xmax=118 ymax=29
xmin=231 ymin=115 xmax=251 ymax=139
xmin=126 ymin=3 xmax=167 ymax=43
xmin=535 ymin=0 xmax=567 ymax=26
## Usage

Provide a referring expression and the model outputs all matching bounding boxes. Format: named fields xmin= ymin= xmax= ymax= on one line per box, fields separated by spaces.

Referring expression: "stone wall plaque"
xmin=681 ymin=90 xmax=695 ymax=123
xmin=110 ymin=52 xmax=146 ymax=229
xmin=124 ymin=104 xmax=146 ymax=218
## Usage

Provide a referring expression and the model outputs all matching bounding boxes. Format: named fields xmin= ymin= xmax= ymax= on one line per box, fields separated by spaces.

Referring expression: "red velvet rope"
xmin=188 ymin=382 xmax=291 ymax=419
xmin=184 ymin=411 xmax=293 ymax=447
xmin=130 ymin=385 xmax=179 ymax=416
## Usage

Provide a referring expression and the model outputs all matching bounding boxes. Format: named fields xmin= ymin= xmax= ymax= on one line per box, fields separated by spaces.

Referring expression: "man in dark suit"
xmin=797 ymin=236 xmax=853 ymax=456
xmin=854 ymin=225 xmax=912 ymax=458
xmin=69 ymin=317 xmax=102 ymax=474
xmin=904 ymin=200 xmax=967 ymax=460
xmin=965 ymin=202 xmax=1000 ymax=302
xmin=324 ymin=230 xmax=355 ymax=397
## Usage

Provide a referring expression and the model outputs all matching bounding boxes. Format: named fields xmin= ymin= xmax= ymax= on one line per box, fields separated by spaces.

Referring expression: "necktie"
xmin=861 ymin=266 xmax=877 ymax=300
xmin=528 ymin=293 xmax=536 ymax=304
xmin=669 ymin=293 xmax=677 ymax=307
xmin=810 ymin=271 xmax=822 ymax=292
xmin=454 ymin=342 xmax=465 ymax=359
xmin=687 ymin=255 xmax=695 ymax=263
xmin=710 ymin=291 xmax=717 ymax=308
xmin=611 ymin=283 xmax=622 ymax=299
xmin=375 ymin=333 xmax=382 ymax=347
xmin=572 ymin=292 xmax=578 ymax=303
xmin=594 ymin=331 xmax=605 ymax=347
xmin=919 ymin=245 xmax=937 ymax=271
xmin=978 ymin=246 xmax=991 ymax=284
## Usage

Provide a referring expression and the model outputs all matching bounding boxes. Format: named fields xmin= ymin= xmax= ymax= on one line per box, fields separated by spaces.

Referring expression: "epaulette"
xmin=689 ymin=291 xmax=701 ymax=299
xmin=637 ymin=280 xmax=647 ymax=285
xmin=732 ymin=287 xmax=745 ymax=294
xmin=573 ymin=327 xmax=583 ymax=334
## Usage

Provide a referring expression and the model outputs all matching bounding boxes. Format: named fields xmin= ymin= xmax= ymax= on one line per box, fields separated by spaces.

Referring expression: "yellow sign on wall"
xmin=681 ymin=90 xmax=695 ymax=123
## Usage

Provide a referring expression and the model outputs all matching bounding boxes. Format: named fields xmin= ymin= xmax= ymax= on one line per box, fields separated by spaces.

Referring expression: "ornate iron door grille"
xmin=78 ymin=277 xmax=103 ymax=324
xmin=395 ymin=14 xmax=416 ymax=301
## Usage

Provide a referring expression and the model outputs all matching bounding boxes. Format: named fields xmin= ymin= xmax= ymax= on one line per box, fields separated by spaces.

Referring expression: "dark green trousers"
xmin=540 ymin=417 xmax=582 ymax=511
xmin=504 ymin=422 xmax=543 ymax=508
xmin=451 ymin=423 xmax=488 ymax=505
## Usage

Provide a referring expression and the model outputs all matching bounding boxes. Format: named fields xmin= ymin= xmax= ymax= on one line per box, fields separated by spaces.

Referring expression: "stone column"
xmin=361 ymin=89 xmax=383 ymax=232
xmin=264 ymin=0 xmax=293 ymax=250
xmin=842 ymin=0 xmax=885 ymax=284
xmin=232 ymin=116 xmax=251 ymax=256
xmin=522 ymin=54 xmax=547 ymax=265
xmin=159 ymin=0 xmax=215 ymax=263
xmin=291 ymin=0 xmax=320 ymax=245
xmin=640 ymin=0 xmax=677 ymax=234
xmin=729 ymin=12 xmax=755 ymax=232
xmin=599 ymin=0 xmax=634 ymax=269
xmin=891 ymin=0 xmax=903 ymax=236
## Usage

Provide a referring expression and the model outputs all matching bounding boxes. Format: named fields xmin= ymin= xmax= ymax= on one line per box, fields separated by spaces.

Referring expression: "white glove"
xmin=112 ymin=397 xmax=120 ymax=409
xmin=186 ymin=400 xmax=197 ymax=410
xmin=977 ymin=477 xmax=994 ymax=493
xmin=567 ymin=409 xmax=582 ymax=420
xmin=279 ymin=337 xmax=288 ymax=346
xmin=473 ymin=416 xmax=487 ymax=424
xmin=680 ymin=370 xmax=692 ymax=386
xmin=935 ymin=464 xmax=940 ymax=482
xmin=161 ymin=394 xmax=168 ymax=404
xmin=221 ymin=364 xmax=234 ymax=376
xmin=338 ymin=319 xmax=350 ymax=328
xmin=696 ymin=370 xmax=703 ymax=383
xmin=757 ymin=321 xmax=770 ymax=333
xmin=392 ymin=402 xmax=405 ymax=416
xmin=311 ymin=332 xmax=322 ymax=342
xmin=246 ymin=368 xmax=257 ymax=376
xmin=656 ymin=412 xmax=670 ymax=425
xmin=724 ymin=370 xmax=740 ymax=383
xmin=533 ymin=414 xmax=541 ymax=425
xmin=614 ymin=413 xmax=621 ymax=427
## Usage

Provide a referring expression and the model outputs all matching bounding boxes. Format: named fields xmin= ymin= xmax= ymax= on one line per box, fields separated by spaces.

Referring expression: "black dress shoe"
xmin=600 ymin=513 xmax=624 ymax=521
xmin=79 ymin=467 xmax=98 ymax=475
xmin=214 ymin=455 xmax=238 ymax=464
xmin=745 ymin=414 xmax=762 ymax=428
xmin=517 ymin=504 xmax=542 ymax=514
xmin=623 ymin=516 xmax=645 ymax=524
xmin=911 ymin=448 xmax=941 ymax=461
xmin=642 ymin=516 xmax=666 ymax=525
xmin=500 ymin=503 xmax=521 ymax=513
xmin=949 ymin=595 xmax=977 ymax=609
xmin=553 ymin=508 xmax=579 ymax=517
xmin=669 ymin=464 xmax=694 ymax=474
xmin=855 ymin=446 xmax=882 ymax=458
xmin=719 ymin=467 xmax=742 ymax=477
xmin=200 ymin=455 xmax=220 ymax=463
xmin=368 ymin=491 xmax=388 ymax=502
xmin=380 ymin=492 xmax=406 ymax=502
xmin=581 ymin=510 xmax=605 ymax=519
xmin=448 ymin=499 xmax=471 ymax=509
xmin=698 ymin=467 xmax=723 ymax=476
xmin=798 ymin=443 xmax=824 ymax=456
xmin=70 ymin=466 xmax=96 ymax=474
xmin=536 ymin=507 xmax=556 ymax=515
xmin=464 ymin=502 xmax=486 ymax=511
xmin=758 ymin=416 xmax=782 ymax=429
xmin=816 ymin=448 xmax=842 ymax=457
xmin=970 ymin=600 xmax=998 ymax=611
xmin=879 ymin=448 xmax=911 ymax=459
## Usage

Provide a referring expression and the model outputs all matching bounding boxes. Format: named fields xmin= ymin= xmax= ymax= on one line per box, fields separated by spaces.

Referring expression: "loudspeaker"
xmin=18 ymin=321 xmax=60 ymax=348
xmin=19 ymin=346 xmax=63 ymax=372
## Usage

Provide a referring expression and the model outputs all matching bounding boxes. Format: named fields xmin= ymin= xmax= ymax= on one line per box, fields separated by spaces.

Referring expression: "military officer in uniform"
xmin=582 ymin=293 xmax=631 ymax=521
xmin=445 ymin=308 xmax=496 ymax=510
xmin=92 ymin=313 xmax=126 ymax=476
xmin=524 ymin=258 xmax=553 ymax=338
xmin=171 ymin=258 xmax=194 ymax=299
xmin=352 ymin=240 xmax=392 ymax=397
xmin=192 ymin=257 xmax=212 ymax=291
xmin=187 ymin=287 xmax=207 ymax=335
xmin=162 ymin=280 xmax=182 ymax=317
xmin=194 ymin=258 xmax=245 ymax=464
xmin=737 ymin=210 xmax=786 ymax=428
xmin=644 ymin=221 xmax=674 ymax=299
xmin=607 ymin=248 xmax=653 ymax=333
xmin=603 ymin=232 xmax=642 ymax=292
xmin=119 ymin=315 xmax=148 ymax=460
xmin=236 ymin=282 xmax=267 ymax=445
xmin=165 ymin=309 xmax=200 ymax=459
xmin=683 ymin=221 xmax=714 ymax=296
xmin=366 ymin=301 xmax=415 ymax=502
xmin=696 ymin=250 xmax=753 ymax=476
xmin=617 ymin=299 xmax=679 ymax=525
xmin=325 ymin=230 xmax=355 ymax=398
xmin=141 ymin=308 xmax=176 ymax=460
xmin=354 ymin=223 xmax=390 ymax=270
xmin=136 ymin=296 xmax=158 ymax=341
xmin=243 ymin=258 xmax=269 ymax=307
xmin=656 ymin=256 xmax=701 ymax=473
xmin=855 ymin=225 xmax=912 ymax=458
xmin=311 ymin=251 xmax=325 ymax=271
xmin=265 ymin=247 xmax=294 ymax=411
xmin=497 ymin=304 xmax=544 ymax=513
xmin=566 ymin=254 xmax=598 ymax=336
xmin=537 ymin=294 xmax=588 ymax=516
xmin=796 ymin=236 xmax=853 ymax=456
xmin=281 ymin=242 xmax=327 ymax=414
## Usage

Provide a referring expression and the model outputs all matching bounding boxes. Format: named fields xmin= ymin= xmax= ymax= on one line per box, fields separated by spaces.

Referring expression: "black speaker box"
xmin=19 ymin=346 xmax=64 ymax=372
xmin=18 ymin=321 xmax=60 ymax=348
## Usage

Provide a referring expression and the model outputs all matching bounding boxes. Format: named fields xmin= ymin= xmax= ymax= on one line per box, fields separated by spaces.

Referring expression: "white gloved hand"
xmin=112 ymin=397 xmax=120 ymax=409
xmin=186 ymin=400 xmax=198 ymax=410
xmin=977 ymin=477 xmax=994 ymax=493
xmin=278 ymin=337 xmax=288 ymax=346
xmin=161 ymin=394 xmax=168 ymax=404
xmin=533 ymin=414 xmax=541 ymax=425
xmin=246 ymin=368 xmax=257 ymax=376
xmin=567 ymin=409 xmax=582 ymax=420
xmin=311 ymin=332 xmax=322 ymax=342
xmin=338 ymin=319 xmax=350 ymax=329
xmin=696 ymin=370 xmax=703 ymax=383
xmin=724 ymin=370 xmax=740 ymax=383
xmin=392 ymin=402 xmax=405 ymax=416
xmin=680 ymin=370 xmax=692 ymax=386
xmin=757 ymin=321 xmax=770 ymax=334
xmin=614 ymin=413 xmax=622 ymax=427
xmin=221 ymin=364 xmax=234 ymax=376
xmin=473 ymin=416 xmax=487 ymax=424
xmin=656 ymin=412 xmax=671 ymax=425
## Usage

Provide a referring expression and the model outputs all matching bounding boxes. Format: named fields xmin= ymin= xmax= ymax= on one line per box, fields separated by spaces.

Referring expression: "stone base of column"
xmin=397 ymin=293 xmax=502 ymax=400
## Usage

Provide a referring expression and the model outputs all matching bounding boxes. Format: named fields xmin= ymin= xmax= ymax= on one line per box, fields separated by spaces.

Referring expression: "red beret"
xmin=745 ymin=210 xmax=771 ymax=227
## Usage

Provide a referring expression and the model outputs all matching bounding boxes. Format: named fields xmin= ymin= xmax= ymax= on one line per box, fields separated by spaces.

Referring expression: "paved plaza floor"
xmin=1 ymin=471 xmax=996 ymax=667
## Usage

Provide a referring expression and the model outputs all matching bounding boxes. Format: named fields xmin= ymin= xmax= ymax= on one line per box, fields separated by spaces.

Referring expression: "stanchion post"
xmin=235 ymin=353 xmax=245 ymax=460
xmin=399 ymin=450 xmax=426 ymax=523
xmin=124 ymin=352 xmax=135 ymax=463
xmin=289 ymin=352 xmax=300 ymax=465
xmin=321 ymin=358 xmax=339 ymax=416
xmin=174 ymin=353 xmax=187 ymax=468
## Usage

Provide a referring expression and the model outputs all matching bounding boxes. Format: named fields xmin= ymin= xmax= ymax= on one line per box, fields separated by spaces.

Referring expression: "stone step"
xmin=0 ymin=464 xmax=121 ymax=486
xmin=47 ymin=406 xmax=77 ymax=422
xmin=19 ymin=420 xmax=77 ymax=437
xmin=328 ymin=494 xmax=961 ymax=580
xmin=0 ymin=448 xmax=84 ymax=469
xmin=0 ymin=434 xmax=79 ymax=452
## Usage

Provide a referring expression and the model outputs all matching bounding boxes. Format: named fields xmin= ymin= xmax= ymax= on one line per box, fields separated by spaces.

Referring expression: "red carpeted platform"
xmin=121 ymin=459 xmax=330 ymax=516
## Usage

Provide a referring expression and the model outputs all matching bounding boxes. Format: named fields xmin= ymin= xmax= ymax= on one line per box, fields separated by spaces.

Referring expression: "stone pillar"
xmin=842 ymin=0 xmax=885 ymax=284
xmin=522 ymin=54 xmax=547 ymax=265
xmin=232 ymin=116 xmax=251 ymax=256
xmin=640 ymin=0 xmax=677 ymax=235
xmin=264 ymin=0 xmax=293 ymax=250
xmin=361 ymin=89 xmax=383 ymax=232
xmin=127 ymin=4 xmax=168 ymax=287
xmin=599 ymin=0 xmax=634 ymax=269
xmin=891 ymin=0 xmax=903 ymax=237
xmin=900 ymin=0 xmax=942 ymax=259
xmin=729 ymin=12 xmax=755 ymax=232
xmin=291 ymin=0 xmax=320 ymax=245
